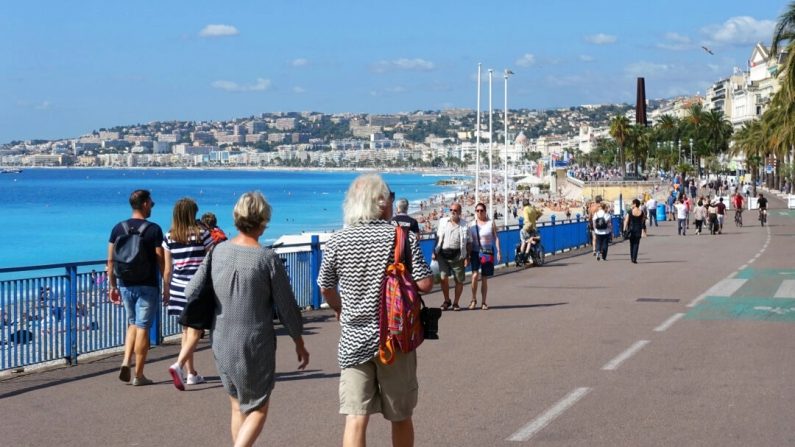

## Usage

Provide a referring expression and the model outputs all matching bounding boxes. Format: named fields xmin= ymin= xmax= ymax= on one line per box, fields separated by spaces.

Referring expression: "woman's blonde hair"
xmin=343 ymin=174 xmax=390 ymax=226
xmin=233 ymin=191 xmax=272 ymax=234
xmin=170 ymin=198 xmax=203 ymax=244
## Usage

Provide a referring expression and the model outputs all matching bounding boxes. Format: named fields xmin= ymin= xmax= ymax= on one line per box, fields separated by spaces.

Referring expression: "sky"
xmin=0 ymin=0 xmax=789 ymax=143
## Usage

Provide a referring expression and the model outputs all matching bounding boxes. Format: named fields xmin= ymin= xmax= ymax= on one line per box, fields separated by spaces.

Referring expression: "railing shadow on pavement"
xmin=276 ymin=369 xmax=341 ymax=382
xmin=488 ymin=302 xmax=568 ymax=311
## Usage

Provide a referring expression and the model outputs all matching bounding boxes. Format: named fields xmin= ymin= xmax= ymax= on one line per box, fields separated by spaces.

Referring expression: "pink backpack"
xmin=378 ymin=226 xmax=424 ymax=365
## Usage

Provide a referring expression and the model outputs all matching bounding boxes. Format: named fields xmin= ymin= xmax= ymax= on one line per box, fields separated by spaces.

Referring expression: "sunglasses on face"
xmin=389 ymin=191 xmax=395 ymax=201
xmin=476 ymin=208 xmax=486 ymax=212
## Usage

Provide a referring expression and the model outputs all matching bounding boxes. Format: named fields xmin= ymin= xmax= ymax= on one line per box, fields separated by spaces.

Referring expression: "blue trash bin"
xmin=656 ymin=203 xmax=666 ymax=222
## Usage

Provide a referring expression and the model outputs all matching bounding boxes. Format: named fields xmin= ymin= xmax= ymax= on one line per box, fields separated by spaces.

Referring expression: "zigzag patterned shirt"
xmin=318 ymin=220 xmax=432 ymax=368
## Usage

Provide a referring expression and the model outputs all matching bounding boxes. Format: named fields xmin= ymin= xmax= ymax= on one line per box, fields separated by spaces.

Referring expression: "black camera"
xmin=420 ymin=307 xmax=441 ymax=340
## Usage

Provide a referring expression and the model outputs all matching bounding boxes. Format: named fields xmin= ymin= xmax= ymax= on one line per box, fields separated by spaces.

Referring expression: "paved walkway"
xmin=2 ymin=192 xmax=794 ymax=446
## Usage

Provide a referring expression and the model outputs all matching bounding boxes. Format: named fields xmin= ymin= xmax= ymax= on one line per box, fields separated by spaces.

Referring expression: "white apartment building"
xmin=728 ymin=43 xmax=783 ymax=129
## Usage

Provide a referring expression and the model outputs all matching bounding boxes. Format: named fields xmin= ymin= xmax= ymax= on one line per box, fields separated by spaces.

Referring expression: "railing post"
xmin=65 ymin=265 xmax=78 ymax=365
xmin=150 ymin=273 xmax=161 ymax=346
xmin=310 ymin=235 xmax=321 ymax=309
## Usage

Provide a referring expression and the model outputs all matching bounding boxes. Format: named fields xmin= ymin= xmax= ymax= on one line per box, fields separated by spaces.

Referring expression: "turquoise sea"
xmin=0 ymin=168 xmax=462 ymax=268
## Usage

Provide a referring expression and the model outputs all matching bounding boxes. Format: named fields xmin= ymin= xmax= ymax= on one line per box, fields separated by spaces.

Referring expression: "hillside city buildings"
xmin=1 ymin=42 xmax=786 ymax=171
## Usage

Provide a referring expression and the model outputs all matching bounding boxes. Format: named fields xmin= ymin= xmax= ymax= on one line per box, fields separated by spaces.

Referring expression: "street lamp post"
xmin=475 ymin=63 xmax=481 ymax=203
xmin=503 ymin=69 xmax=513 ymax=229
xmin=488 ymin=69 xmax=494 ymax=219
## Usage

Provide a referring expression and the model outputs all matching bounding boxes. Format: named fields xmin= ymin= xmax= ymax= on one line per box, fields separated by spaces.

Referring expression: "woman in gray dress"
xmin=186 ymin=191 xmax=309 ymax=447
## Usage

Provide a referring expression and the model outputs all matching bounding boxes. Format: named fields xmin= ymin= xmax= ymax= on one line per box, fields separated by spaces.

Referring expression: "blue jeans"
xmin=677 ymin=219 xmax=686 ymax=235
xmin=119 ymin=285 xmax=159 ymax=329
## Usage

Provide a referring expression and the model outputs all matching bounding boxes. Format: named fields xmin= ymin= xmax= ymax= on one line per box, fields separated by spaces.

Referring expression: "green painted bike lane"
xmin=686 ymin=268 xmax=795 ymax=322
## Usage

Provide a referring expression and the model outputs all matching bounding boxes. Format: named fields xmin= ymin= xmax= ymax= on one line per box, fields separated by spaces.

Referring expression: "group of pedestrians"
xmin=107 ymin=176 xmax=435 ymax=447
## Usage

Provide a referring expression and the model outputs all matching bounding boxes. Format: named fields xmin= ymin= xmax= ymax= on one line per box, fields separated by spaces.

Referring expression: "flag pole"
xmin=476 ymin=63 xmax=481 ymax=205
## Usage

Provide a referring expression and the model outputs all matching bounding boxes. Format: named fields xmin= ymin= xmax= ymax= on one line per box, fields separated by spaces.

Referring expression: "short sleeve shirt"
xmin=391 ymin=213 xmax=420 ymax=234
xmin=108 ymin=218 xmax=164 ymax=287
xmin=317 ymin=220 xmax=432 ymax=369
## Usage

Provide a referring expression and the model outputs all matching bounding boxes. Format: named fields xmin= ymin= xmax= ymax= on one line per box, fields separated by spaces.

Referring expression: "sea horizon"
xmin=0 ymin=168 xmax=467 ymax=270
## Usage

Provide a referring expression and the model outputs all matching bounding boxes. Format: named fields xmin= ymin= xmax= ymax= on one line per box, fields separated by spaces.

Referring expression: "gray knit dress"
xmin=186 ymin=242 xmax=304 ymax=414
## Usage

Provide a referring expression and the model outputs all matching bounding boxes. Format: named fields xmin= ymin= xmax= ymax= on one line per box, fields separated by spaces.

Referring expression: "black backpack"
xmin=594 ymin=215 xmax=608 ymax=230
xmin=113 ymin=221 xmax=151 ymax=283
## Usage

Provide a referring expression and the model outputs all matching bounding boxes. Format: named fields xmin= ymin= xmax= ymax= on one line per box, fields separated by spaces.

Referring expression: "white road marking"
xmin=774 ymin=280 xmax=795 ymax=299
xmin=602 ymin=340 xmax=650 ymax=371
xmin=688 ymin=278 xmax=747 ymax=307
xmin=739 ymin=264 xmax=748 ymax=271
xmin=654 ymin=313 xmax=685 ymax=332
xmin=506 ymin=387 xmax=592 ymax=442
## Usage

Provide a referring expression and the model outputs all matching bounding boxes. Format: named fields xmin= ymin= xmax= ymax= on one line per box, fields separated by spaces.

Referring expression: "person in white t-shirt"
xmin=674 ymin=197 xmax=688 ymax=236
xmin=591 ymin=203 xmax=612 ymax=261
xmin=645 ymin=197 xmax=657 ymax=227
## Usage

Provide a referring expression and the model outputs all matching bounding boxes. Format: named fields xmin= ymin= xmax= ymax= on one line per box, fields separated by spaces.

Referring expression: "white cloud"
xmin=625 ymin=61 xmax=673 ymax=77
xmin=35 ymin=101 xmax=51 ymax=110
xmin=292 ymin=86 xmax=306 ymax=94
xmin=515 ymin=53 xmax=536 ymax=67
xmin=656 ymin=32 xmax=694 ymax=51
xmin=585 ymin=33 xmax=617 ymax=45
xmin=291 ymin=58 xmax=309 ymax=67
xmin=372 ymin=58 xmax=435 ymax=73
xmin=385 ymin=86 xmax=408 ymax=93
xmin=199 ymin=24 xmax=239 ymax=37
xmin=211 ymin=78 xmax=271 ymax=92
xmin=701 ymin=16 xmax=775 ymax=45
xmin=664 ymin=32 xmax=691 ymax=44
xmin=579 ymin=55 xmax=595 ymax=62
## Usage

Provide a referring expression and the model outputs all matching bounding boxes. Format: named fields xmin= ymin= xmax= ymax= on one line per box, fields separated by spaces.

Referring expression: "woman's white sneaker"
xmin=187 ymin=373 xmax=205 ymax=385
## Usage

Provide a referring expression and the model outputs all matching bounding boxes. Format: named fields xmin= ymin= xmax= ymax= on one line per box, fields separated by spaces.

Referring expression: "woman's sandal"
xmin=481 ymin=303 xmax=489 ymax=310
xmin=467 ymin=300 xmax=477 ymax=310
xmin=452 ymin=304 xmax=461 ymax=311
xmin=441 ymin=300 xmax=452 ymax=311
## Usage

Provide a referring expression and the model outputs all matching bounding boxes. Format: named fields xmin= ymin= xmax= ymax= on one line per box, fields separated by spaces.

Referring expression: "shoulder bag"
xmin=178 ymin=247 xmax=217 ymax=330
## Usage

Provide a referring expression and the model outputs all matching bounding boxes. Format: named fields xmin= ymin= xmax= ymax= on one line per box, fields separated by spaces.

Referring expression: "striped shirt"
xmin=317 ymin=220 xmax=432 ymax=369
xmin=162 ymin=229 xmax=212 ymax=316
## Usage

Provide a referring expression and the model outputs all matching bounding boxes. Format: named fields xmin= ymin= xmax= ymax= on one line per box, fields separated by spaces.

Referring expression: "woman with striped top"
xmin=162 ymin=198 xmax=212 ymax=388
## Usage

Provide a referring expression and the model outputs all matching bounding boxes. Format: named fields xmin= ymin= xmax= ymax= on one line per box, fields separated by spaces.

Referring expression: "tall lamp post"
xmin=475 ymin=63 xmax=481 ymax=203
xmin=488 ymin=69 xmax=494 ymax=219
xmin=503 ymin=69 xmax=513 ymax=229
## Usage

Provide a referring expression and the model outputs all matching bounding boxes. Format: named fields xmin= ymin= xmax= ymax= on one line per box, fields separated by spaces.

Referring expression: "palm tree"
xmin=609 ymin=115 xmax=630 ymax=176
xmin=732 ymin=121 xmax=766 ymax=196
xmin=627 ymin=124 xmax=651 ymax=174
xmin=771 ymin=1 xmax=795 ymax=95
xmin=701 ymin=110 xmax=733 ymax=178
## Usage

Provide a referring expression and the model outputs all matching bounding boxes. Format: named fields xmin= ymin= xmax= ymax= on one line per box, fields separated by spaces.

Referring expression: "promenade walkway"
xmin=2 ymin=193 xmax=794 ymax=446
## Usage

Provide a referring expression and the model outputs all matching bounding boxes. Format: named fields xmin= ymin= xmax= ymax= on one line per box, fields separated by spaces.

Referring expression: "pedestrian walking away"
xmin=674 ymin=197 xmax=688 ymax=236
xmin=185 ymin=191 xmax=309 ymax=446
xmin=318 ymin=174 xmax=433 ymax=447
xmin=106 ymin=189 xmax=165 ymax=386
xmin=162 ymin=197 xmax=213 ymax=390
xmin=592 ymin=203 xmax=612 ymax=261
xmin=623 ymin=199 xmax=647 ymax=263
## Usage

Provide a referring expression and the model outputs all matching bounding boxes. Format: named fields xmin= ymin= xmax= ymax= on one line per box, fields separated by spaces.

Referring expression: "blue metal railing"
xmin=0 ymin=218 xmax=616 ymax=371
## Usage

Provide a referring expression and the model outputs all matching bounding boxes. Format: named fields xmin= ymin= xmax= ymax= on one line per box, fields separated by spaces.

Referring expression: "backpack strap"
xmin=137 ymin=221 xmax=149 ymax=235
xmin=121 ymin=221 xmax=131 ymax=235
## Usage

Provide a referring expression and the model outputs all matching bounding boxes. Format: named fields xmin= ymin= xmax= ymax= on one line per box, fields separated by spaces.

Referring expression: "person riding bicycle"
xmin=732 ymin=191 xmax=745 ymax=225
xmin=519 ymin=199 xmax=543 ymax=263
xmin=757 ymin=193 xmax=768 ymax=225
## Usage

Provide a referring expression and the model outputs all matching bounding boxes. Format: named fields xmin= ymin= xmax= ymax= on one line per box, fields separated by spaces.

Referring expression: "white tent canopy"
xmin=516 ymin=175 xmax=546 ymax=185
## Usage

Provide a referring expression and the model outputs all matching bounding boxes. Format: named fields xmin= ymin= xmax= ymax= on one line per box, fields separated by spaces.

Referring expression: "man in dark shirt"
xmin=391 ymin=197 xmax=420 ymax=234
xmin=757 ymin=193 xmax=768 ymax=210
xmin=715 ymin=197 xmax=727 ymax=234
xmin=107 ymin=189 xmax=164 ymax=386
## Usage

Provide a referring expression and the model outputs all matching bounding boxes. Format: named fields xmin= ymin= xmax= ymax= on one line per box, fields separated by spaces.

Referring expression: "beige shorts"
xmin=437 ymin=257 xmax=466 ymax=283
xmin=339 ymin=350 xmax=418 ymax=421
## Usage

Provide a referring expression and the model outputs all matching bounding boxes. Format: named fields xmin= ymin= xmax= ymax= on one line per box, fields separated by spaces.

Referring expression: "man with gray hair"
xmin=392 ymin=197 xmax=420 ymax=235
xmin=319 ymin=174 xmax=433 ymax=446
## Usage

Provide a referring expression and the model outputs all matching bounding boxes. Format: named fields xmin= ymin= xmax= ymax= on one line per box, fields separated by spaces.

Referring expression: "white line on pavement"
xmin=739 ymin=264 xmax=748 ymax=271
xmin=602 ymin=340 xmax=650 ymax=371
xmin=654 ymin=313 xmax=685 ymax=332
xmin=688 ymin=278 xmax=747 ymax=307
xmin=774 ymin=280 xmax=795 ymax=299
xmin=688 ymin=293 xmax=707 ymax=307
xmin=506 ymin=387 xmax=592 ymax=442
